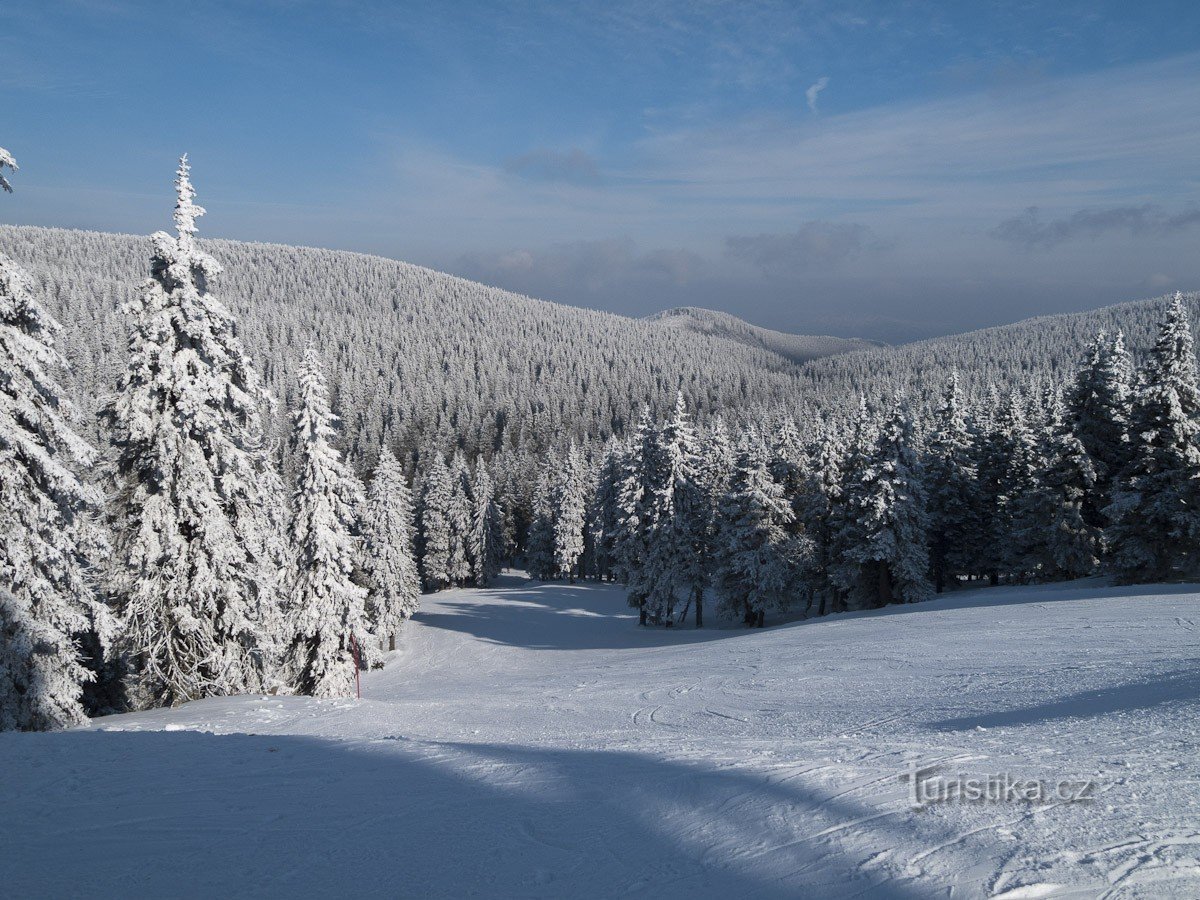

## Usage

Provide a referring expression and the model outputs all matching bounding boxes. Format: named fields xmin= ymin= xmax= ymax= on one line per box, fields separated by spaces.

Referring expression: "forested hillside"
xmin=0 ymin=225 xmax=809 ymax=468
xmin=644 ymin=306 xmax=881 ymax=364
xmin=796 ymin=291 xmax=1200 ymax=413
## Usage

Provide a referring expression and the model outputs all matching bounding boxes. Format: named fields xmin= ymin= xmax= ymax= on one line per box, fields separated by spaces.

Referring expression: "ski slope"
xmin=2 ymin=575 xmax=1198 ymax=898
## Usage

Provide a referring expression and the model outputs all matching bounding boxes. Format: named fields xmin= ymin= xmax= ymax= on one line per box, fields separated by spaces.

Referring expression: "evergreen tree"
xmin=795 ymin=428 xmax=843 ymax=616
xmin=525 ymin=451 xmax=558 ymax=580
xmin=833 ymin=398 xmax=931 ymax=608
xmin=614 ymin=410 xmax=665 ymax=624
xmin=447 ymin=450 xmax=474 ymax=586
xmin=105 ymin=157 xmax=283 ymax=707
xmin=471 ymin=462 xmax=503 ymax=586
xmin=585 ymin=439 xmax=623 ymax=581
xmin=553 ymin=442 xmax=587 ymax=582
xmin=1031 ymin=404 xmax=1102 ymax=579
xmin=645 ymin=392 xmax=708 ymax=625
xmin=363 ymin=447 xmax=420 ymax=651
xmin=713 ymin=440 xmax=799 ymax=627
xmin=1066 ymin=330 xmax=1133 ymax=529
xmin=418 ymin=452 xmax=455 ymax=591
xmin=924 ymin=372 xmax=980 ymax=592
xmin=285 ymin=348 xmax=372 ymax=696
xmin=1107 ymin=294 xmax=1200 ymax=582
xmin=0 ymin=145 xmax=108 ymax=730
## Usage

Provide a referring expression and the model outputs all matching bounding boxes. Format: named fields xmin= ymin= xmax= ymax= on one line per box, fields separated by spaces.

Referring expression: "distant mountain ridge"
xmin=645 ymin=306 xmax=882 ymax=365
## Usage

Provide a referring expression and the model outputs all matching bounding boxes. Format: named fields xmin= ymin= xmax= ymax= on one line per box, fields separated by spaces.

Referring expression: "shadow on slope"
xmin=0 ymin=728 xmax=961 ymax=899
xmin=930 ymin=664 xmax=1200 ymax=731
xmin=415 ymin=574 xmax=746 ymax=651
xmin=418 ymin=574 xmax=1200 ymax=652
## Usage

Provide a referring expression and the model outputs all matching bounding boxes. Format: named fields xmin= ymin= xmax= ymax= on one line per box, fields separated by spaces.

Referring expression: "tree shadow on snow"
xmin=0 ymin=727 xmax=995 ymax=899
xmin=416 ymin=575 xmax=751 ymax=651
xmin=930 ymin=664 xmax=1200 ymax=731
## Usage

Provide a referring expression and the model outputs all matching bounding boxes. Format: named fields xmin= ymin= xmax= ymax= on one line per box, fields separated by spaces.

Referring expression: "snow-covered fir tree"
xmin=924 ymin=372 xmax=980 ymax=592
xmin=552 ymin=442 xmax=587 ymax=582
xmin=794 ymin=428 xmax=844 ymax=616
xmin=362 ymin=446 xmax=420 ymax=651
xmin=644 ymin=392 xmax=709 ymax=626
xmin=1030 ymin=402 xmax=1102 ymax=579
xmin=525 ymin=450 xmax=558 ymax=580
xmin=447 ymin=450 xmax=474 ymax=586
xmin=105 ymin=157 xmax=283 ymax=708
xmin=418 ymin=452 xmax=455 ymax=591
xmin=712 ymin=438 xmax=799 ymax=627
xmin=1066 ymin=330 xmax=1132 ymax=532
xmin=585 ymin=439 xmax=624 ymax=582
xmin=471 ymin=461 xmax=503 ymax=586
xmin=614 ymin=409 xmax=665 ymax=624
xmin=1107 ymin=294 xmax=1200 ymax=583
xmin=285 ymin=348 xmax=372 ymax=696
xmin=833 ymin=398 xmax=931 ymax=608
xmin=0 ymin=145 xmax=108 ymax=731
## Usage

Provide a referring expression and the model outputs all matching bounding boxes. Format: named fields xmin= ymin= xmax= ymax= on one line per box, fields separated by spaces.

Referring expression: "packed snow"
xmin=2 ymin=574 xmax=1197 ymax=898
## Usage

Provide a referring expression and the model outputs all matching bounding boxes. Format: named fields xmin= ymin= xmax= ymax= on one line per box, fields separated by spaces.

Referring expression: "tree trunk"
xmin=388 ymin=633 xmax=396 ymax=652
xmin=694 ymin=586 xmax=703 ymax=629
xmin=989 ymin=570 xmax=999 ymax=586
xmin=877 ymin=563 xmax=894 ymax=607
xmin=756 ymin=609 xmax=765 ymax=628
xmin=935 ymin=565 xmax=945 ymax=594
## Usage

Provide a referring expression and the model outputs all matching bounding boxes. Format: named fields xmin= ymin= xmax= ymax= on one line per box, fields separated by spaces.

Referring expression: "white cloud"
xmin=805 ymin=76 xmax=830 ymax=113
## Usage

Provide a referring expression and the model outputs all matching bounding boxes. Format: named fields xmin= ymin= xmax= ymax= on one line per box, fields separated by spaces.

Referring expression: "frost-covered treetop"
xmin=172 ymin=154 xmax=205 ymax=251
xmin=0 ymin=147 xmax=16 ymax=193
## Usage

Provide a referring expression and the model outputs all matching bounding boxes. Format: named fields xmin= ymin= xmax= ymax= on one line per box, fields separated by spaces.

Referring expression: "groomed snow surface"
xmin=3 ymin=575 xmax=1198 ymax=898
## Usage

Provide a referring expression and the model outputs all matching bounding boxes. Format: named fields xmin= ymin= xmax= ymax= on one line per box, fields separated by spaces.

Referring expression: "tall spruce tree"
xmin=713 ymin=438 xmax=799 ymax=627
xmin=285 ymin=348 xmax=372 ymax=696
xmin=0 ymin=145 xmax=108 ymax=730
xmin=553 ymin=442 xmax=587 ymax=582
xmin=614 ymin=409 xmax=665 ymax=624
xmin=924 ymin=372 xmax=980 ymax=592
xmin=418 ymin=452 xmax=455 ymax=591
xmin=471 ymin=461 xmax=503 ymax=586
xmin=1066 ymin=330 xmax=1133 ymax=529
xmin=106 ymin=156 xmax=283 ymax=707
xmin=363 ymin=447 xmax=420 ymax=651
xmin=645 ymin=392 xmax=709 ymax=625
xmin=833 ymin=398 xmax=931 ymax=608
xmin=1107 ymin=294 xmax=1200 ymax=582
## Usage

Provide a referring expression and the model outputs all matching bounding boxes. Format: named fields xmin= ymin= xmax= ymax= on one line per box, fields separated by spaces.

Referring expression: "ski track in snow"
xmin=1 ymin=574 xmax=1199 ymax=898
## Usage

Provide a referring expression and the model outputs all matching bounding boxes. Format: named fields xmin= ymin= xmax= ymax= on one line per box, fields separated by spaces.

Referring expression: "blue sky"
xmin=5 ymin=0 xmax=1200 ymax=341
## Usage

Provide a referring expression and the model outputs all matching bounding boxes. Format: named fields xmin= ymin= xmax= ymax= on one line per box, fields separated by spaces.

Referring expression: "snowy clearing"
xmin=2 ymin=574 xmax=1198 ymax=898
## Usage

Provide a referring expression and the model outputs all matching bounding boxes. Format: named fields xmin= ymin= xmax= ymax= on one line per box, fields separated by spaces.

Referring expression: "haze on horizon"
xmin=5 ymin=0 xmax=1200 ymax=343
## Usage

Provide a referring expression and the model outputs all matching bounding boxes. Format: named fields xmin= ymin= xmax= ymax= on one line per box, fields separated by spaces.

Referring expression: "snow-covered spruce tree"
xmin=0 ymin=145 xmax=109 ymax=730
xmin=1025 ymin=403 xmax=1101 ymax=580
xmin=713 ymin=438 xmax=800 ymax=627
xmin=833 ymin=398 xmax=931 ymax=608
xmin=644 ymin=392 xmax=709 ymax=626
xmin=794 ymin=428 xmax=843 ymax=616
xmin=285 ymin=348 xmax=372 ymax=696
xmin=1106 ymin=294 xmax=1200 ymax=583
xmin=418 ymin=452 xmax=455 ymax=591
xmin=1066 ymin=330 xmax=1132 ymax=531
xmin=693 ymin=416 xmax=735 ymax=626
xmin=826 ymin=397 xmax=878 ymax=610
xmin=614 ymin=409 xmax=665 ymax=624
xmin=924 ymin=372 xmax=981 ymax=592
xmin=362 ymin=446 xmax=420 ymax=651
xmin=471 ymin=461 xmax=503 ymax=586
xmin=105 ymin=156 xmax=284 ymax=708
xmin=553 ymin=442 xmax=587 ymax=582
xmin=525 ymin=450 xmax=558 ymax=580
xmin=585 ymin=438 xmax=624 ymax=581
xmin=447 ymin=450 xmax=474 ymax=586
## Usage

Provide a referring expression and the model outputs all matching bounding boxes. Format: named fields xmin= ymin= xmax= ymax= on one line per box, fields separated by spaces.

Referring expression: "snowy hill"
xmin=0 ymin=225 xmax=817 ymax=461
xmin=3 ymin=576 xmax=1197 ymax=898
xmin=645 ymin=306 xmax=882 ymax=364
